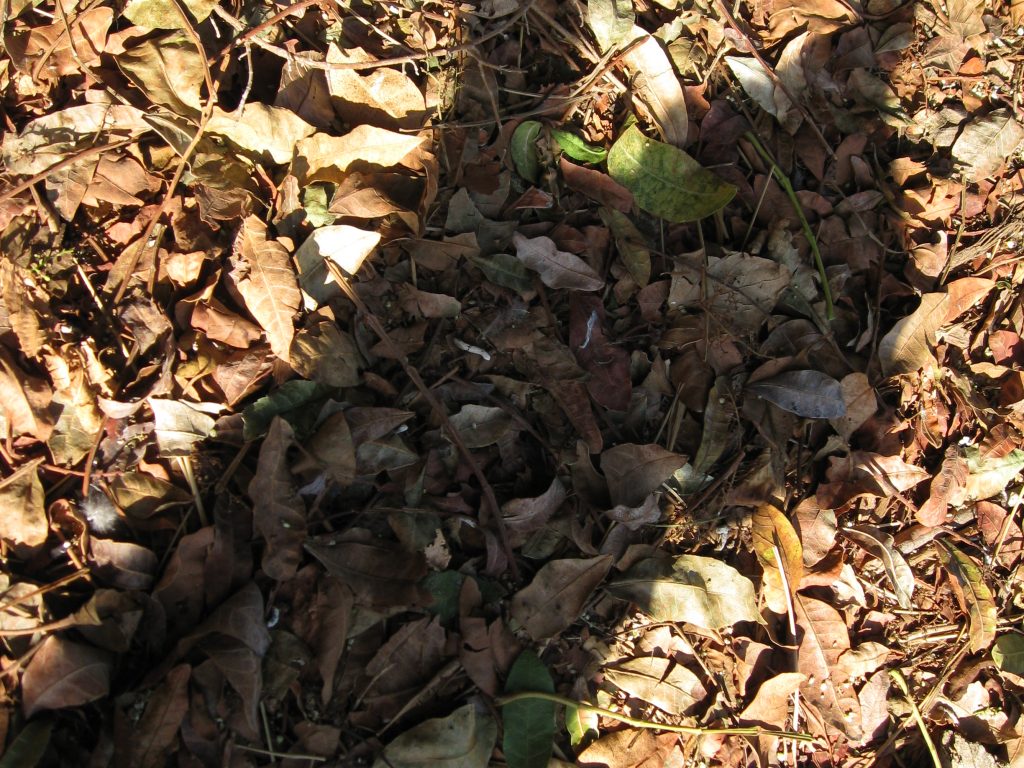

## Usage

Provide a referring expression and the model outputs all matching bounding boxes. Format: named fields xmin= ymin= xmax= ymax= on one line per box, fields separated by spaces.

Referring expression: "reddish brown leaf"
xmin=130 ymin=665 xmax=191 ymax=768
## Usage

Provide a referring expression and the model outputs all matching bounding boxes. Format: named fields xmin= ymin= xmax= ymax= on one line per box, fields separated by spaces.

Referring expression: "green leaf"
xmin=471 ymin=253 xmax=534 ymax=294
xmin=511 ymin=121 xmax=543 ymax=183
xmin=242 ymin=380 xmax=323 ymax=441
xmin=607 ymin=124 xmax=736 ymax=222
xmin=564 ymin=702 xmax=599 ymax=748
xmin=502 ymin=651 xmax=555 ymax=768
xmin=551 ymin=128 xmax=607 ymax=164
xmin=422 ymin=570 xmax=466 ymax=624
xmin=993 ymin=634 xmax=1024 ymax=676
xmin=0 ymin=720 xmax=52 ymax=768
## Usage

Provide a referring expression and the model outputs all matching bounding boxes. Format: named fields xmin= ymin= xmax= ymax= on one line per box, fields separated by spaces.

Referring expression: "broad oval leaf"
xmin=878 ymin=293 xmax=948 ymax=376
xmin=373 ymin=702 xmax=496 ymax=768
xmin=22 ymin=636 xmax=112 ymax=717
xmin=746 ymin=370 xmax=846 ymax=419
xmin=607 ymin=125 xmax=736 ymax=222
xmin=604 ymin=656 xmax=706 ymax=714
xmin=502 ymin=651 xmax=555 ymax=768
xmin=608 ymin=554 xmax=758 ymax=630
xmin=993 ymin=634 xmax=1024 ymax=677
xmin=601 ymin=443 xmax=687 ymax=507
xmin=510 ymin=555 xmax=613 ymax=640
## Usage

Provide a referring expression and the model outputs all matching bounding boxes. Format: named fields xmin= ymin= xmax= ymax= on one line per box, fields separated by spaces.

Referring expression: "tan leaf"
xmin=229 ymin=215 xmax=301 ymax=362
xmin=206 ymin=103 xmax=317 ymax=165
xmin=293 ymin=125 xmax=426 ymax=185
xmin=604 ymin=656 xmax=707 ymax=714
xmin=289 ymin=320 xmax=362 ymax=387
xmin=326 ymin=44 xmax=427 ymax=129
xmin=878 ymin=293 xmax=948 ymax=375
xmin=740 ymin=672 xmax=805 ymax=727
xmin=830 ymin=372 xmax=877 ymax=441
xmin=0 ymin=460 xmax=48 ymax=550
xmin=841 ymin=525 xmax=914 ymax=610
xmin=510 ymin=555 xmax=613 ymax=640
xmin=622 ymin=34 xmax=688 ymax=147
xmin=601 ymin=443 xmax=687 ymax=507
xmin=117 ymin=32 xmax=204 ymax=115
xmin=0 ymin=347 xmax=56 ymax=441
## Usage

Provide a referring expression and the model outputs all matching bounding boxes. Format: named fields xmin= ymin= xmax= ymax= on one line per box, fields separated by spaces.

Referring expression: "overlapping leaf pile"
xmin=1 ymin=0 xmax=1024 ymax=766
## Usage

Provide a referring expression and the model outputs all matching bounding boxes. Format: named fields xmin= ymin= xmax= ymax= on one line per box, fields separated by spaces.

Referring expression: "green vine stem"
xmin=495 ymin=691 xmax=815 ymax=742
xmin=742 ymin=131 xmax=835 ymax=321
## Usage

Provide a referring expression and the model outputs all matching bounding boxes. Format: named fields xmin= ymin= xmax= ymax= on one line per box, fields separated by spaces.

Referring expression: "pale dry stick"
xmin=212 ymin=2 xmax=531 ymax=72
xmin=711 ymin=0 xmax=835 ymax=159
xmin=323 ymin=259 xmax=518 ymax=579
xmin=176 ymin=455 xmax=209 ymax=528
xmin=111 ymin=0 xmax=217 ymax=305
xmin=889 ymin=670 xmax=943 ymax=768
xmin=234 ymin=744 xmax=326 ymax=762
xmin=773 ymin=542 xmax=802 ymax=768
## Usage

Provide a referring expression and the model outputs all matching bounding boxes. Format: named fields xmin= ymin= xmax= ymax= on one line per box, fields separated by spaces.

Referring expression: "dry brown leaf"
xmin=250 ymin=417 xmax=307 ymax=582
xmin=0 ymin=347 xmax=57 ymax=441
xmin=604 ymin=656 xmax=707 ymax=714
xmin=21 ymin=635 xmax=112 ymax=718
xmin=510 ymin=555 xmax=613 ymax=640
xmin=228 ymin=215 xmax=301 ymax=362
xmin=795 ymin=595 xmax=862 ymax=741
xmin=600 ymin=443 xmax=688 ymax=507
xmin=326 ymin=44 xmax=427 ymax=129
xmin=512 ymin=233 xmax=604 ymax=292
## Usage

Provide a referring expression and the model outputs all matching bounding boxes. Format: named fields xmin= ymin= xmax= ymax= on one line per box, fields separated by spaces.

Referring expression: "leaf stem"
xmin=494 ymin=691 xmax=815 ymax=742
xmin=742 ymin=131 xmax=835 ymax=321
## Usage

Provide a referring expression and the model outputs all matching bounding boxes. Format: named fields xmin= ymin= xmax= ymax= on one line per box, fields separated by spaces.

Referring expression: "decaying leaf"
xmin=372 ymin=702 xmax=496 ymax=768
xmin=937 ymin=542 xmax=997 ymax=653
xmin=512 ymin=233 xmax=604 ymax=291
xmin=795 ymin=595 xmax=862 ymax=741
xmin=746 ymin=370 xmax=846 ymax=419
xmin=841 ymin=525 xmax=914 ymax=610
xmin=621 ymin=35 xmax=688 ymax=147
xmin=250 ymin=417 xmax=307 ymax=582
xmin=878 ymin=293 xmax=948 ymax=375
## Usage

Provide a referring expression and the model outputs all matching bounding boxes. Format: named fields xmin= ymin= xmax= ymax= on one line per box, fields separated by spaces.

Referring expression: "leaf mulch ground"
xmin=1 ymin=0 xmax=1024 ymax=766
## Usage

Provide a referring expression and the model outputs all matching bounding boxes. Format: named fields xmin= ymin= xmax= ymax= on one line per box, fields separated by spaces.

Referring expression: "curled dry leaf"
xmin=878 ymin=293 xmax=948 ymax=376
xmin=841 ymin=525 xmax=914 ymax=610
xmin=600 ymin=443 xmax=687 ymax=507
xmin=372 ymin=702 xmax=496 ymax=768
xmin=746 ymin=370 xmax=846 ymax=419
xmin=937 ymin=542 xmax=997 ymax=654
xmin=621 ymin=35 xmax=688 ymax=147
